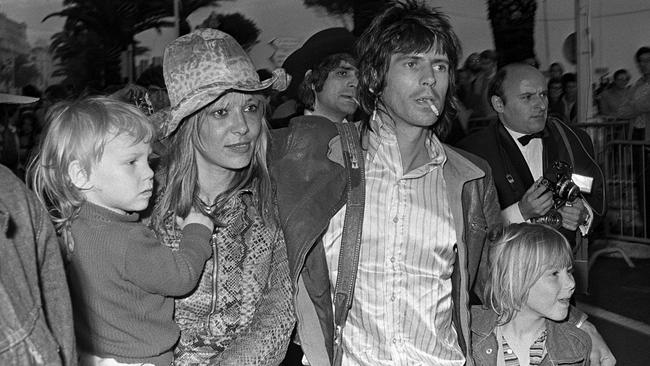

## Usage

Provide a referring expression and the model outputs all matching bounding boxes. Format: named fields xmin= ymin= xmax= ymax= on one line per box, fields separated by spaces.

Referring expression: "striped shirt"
xmin=323 ymin=115 xmax=465 ymax=366
xmin=501 ymin=329 xmax=548 ymax=366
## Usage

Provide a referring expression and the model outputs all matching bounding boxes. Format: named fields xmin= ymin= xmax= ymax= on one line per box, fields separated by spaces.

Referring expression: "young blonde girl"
xmin=472 ymin=223 xmax=591 ymax=366
xmin=28 ymin=96 xmax=214 ymax=366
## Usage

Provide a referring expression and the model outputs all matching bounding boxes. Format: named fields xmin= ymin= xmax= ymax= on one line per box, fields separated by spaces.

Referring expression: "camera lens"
xmin=532 ymin=210 xmax=563 ymax=228
xmin=558 ymin=180 xmax=580 ymax=202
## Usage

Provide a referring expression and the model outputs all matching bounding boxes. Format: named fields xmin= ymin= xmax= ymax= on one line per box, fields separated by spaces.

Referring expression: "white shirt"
xmin=501 ymin=126 xmax=544 ymax=225
xmin=501 ymin=125 xmax=592 ymax=234
xmin=321 ymin=115 xmax=464 ymax=366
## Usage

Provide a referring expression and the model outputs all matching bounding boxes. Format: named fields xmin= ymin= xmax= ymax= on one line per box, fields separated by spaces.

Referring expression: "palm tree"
xmin=197 ymin=12 xmax=261 ymax=51
xmin=302 ymin=0 xmax=389 ymax=36
xmin=487 ymin=0 xmax=538 ymax=67
xmin=45 ymin=0 xmax=224 ymax=93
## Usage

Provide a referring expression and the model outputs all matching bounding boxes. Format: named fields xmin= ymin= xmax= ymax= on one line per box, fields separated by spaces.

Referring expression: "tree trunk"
xmin=487 ymin=0 xmax=537 ymax=67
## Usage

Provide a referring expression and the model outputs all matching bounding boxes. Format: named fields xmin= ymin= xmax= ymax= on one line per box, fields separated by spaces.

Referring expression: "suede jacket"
xmin=271 ymin=116 xmax=502 ymax=366
xmin=0 ymin=164 xmax=76 ymax=365
xmin=471 ymin=307 xmax=591 ymax=366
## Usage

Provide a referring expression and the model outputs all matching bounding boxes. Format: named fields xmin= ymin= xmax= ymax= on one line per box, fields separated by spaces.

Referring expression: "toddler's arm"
xmin=124 ymin=210 xmax=214 ymax=296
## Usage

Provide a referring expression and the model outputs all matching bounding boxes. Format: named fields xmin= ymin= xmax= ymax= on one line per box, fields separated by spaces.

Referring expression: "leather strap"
xmin=550 ymin=118 xmax=575 ymax=167
xmin=332 ymin=123 xmax=365 ymax=366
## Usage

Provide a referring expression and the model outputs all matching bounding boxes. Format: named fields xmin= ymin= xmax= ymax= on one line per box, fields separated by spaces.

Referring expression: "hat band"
xmin=169 ymin=77 xmax=276 ymax=113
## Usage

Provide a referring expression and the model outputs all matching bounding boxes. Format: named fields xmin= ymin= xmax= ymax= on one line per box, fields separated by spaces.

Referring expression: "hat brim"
xmin=0 ymin=93 xmax=38 ymax=104
xmin=281 ymin=28 xmax=356 ymax=101
xmin=162 ymin=75 xmax=277 ymax=138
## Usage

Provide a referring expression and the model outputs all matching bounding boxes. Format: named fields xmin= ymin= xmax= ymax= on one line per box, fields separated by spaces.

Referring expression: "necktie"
xmin=518 ymin=131 xmax=545 ymax=146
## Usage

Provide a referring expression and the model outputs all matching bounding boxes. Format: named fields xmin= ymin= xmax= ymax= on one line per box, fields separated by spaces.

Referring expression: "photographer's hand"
xmin=518 ymin=178 xmax=554 ymax=220
xmin=558 ymin=198 xmax=588 ymax=231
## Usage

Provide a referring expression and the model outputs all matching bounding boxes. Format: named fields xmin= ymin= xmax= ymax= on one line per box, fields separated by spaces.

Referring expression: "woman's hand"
xmin=177 ymin=208 xmax=214 ymax=231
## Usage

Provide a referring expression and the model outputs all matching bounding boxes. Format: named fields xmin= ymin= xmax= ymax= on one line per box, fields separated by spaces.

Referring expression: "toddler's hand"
xmin=177 ymin=208 xmax=214 ymax=231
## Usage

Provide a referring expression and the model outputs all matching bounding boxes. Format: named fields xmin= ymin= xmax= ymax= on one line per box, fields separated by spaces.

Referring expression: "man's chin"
xmin=530 ymin=116 xmax=547 ymax=125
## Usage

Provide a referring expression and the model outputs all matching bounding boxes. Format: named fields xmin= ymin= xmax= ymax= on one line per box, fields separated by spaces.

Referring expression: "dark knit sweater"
xmin=69 ymin=202 xmax=211 ymax=366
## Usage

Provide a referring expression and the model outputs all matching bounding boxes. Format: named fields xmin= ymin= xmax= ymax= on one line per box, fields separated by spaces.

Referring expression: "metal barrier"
xmin=575 ymin=118 xmax=630 ymax=163
xmin=571 ymin=119 xmax=640 ymax=293
xmin=574 ymin=119 xmax=650 ymax=244
xmin=602 ymin=139 xmax=650 ymax=243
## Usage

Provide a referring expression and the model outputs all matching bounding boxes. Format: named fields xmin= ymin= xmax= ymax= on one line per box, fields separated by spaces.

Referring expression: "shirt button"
xmin=506 ymin=349 xmax=513 ymax=354
xmin=390 ymin=294 xmax=396 ymax=301
xmin=390 ymin=256 xmax=396 ymax=263
xmin=393 ymin=216 xmax=399 ymax=223
xmin=392 ymin=338 xmax=397 ymax=344
xmin=486 ymin=348 xmax=492 ymax=354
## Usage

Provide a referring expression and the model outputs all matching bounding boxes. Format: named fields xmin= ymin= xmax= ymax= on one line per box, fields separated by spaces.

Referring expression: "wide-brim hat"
xmin=0 ymin=93 xmax=38 ymax=104
xmin=281 ymin=27 xmax=356 ymax=101
xmin=158 ymin=28 xmax=289 ymax=138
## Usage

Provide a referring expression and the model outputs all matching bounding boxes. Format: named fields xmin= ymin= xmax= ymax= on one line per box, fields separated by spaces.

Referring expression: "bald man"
xmin=458 ymin=63 xmax=605 ymax=240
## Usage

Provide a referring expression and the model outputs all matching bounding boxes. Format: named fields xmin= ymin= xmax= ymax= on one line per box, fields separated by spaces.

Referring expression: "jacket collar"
xmin=443 ymin=145 xmax=485 ymax=184
xmin=472 ymin=307 xmax=498 ymax=342
xmin=544 ymin=320 xmax=590 ymax=364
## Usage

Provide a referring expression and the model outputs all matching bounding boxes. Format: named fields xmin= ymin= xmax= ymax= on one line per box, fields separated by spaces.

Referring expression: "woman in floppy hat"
xmin=150 ymin=29 xmax=294 ymax=364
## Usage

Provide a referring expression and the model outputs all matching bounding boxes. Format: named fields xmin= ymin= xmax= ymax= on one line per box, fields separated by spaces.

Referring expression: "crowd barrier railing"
xmin=601 ymin=139 xmax=650 ymax=244
xmin=575 ymin=118 xmax=630 ymax=163
xmin=571 ymin=119 xmax=641 ymax=293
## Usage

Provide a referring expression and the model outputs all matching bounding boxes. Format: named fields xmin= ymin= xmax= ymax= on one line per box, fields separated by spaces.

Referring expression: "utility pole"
xmin=574 ymin=0 xmax=591 ymax=295
xmin=576 ymin=0 xmax=592 ymax=123
xmin=542 ymin=0 xmax=550 ymax=66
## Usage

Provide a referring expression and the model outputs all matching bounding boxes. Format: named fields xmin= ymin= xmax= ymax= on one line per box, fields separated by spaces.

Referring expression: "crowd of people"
xmin=4 ymin=0 xmax=648 ymax=365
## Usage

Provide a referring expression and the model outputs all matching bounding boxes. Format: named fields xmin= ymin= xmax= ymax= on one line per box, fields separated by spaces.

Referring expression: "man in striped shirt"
xmin=272 ymin=2 xmax=611 ymax=366
xmin=273 ymin=2 xmax=499 ymax=365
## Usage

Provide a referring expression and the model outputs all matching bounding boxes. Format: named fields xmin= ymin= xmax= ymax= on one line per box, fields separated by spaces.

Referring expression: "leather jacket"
xmin=271 ymin=116 xmax=502 ymax=366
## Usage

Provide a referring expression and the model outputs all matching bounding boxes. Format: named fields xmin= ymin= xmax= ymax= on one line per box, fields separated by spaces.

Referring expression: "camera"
xmin=539 ymin=161 xmax=581 ymax=207
xmin=532 ymin=161 xmax=581 ymax=228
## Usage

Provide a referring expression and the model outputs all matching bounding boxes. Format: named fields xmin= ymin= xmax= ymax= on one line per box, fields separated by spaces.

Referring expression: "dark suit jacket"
xmin=456 ymin=117 xmax=605 ymax=232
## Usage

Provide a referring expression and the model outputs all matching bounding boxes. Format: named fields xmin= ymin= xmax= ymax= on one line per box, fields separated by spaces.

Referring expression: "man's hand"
xmin=580 ymin=320 xmax=617 ymax=366
xmin=558 ymin=198 xmax=589 ymax=231
xmin=518 ymin=178 xmax=554 ymax=220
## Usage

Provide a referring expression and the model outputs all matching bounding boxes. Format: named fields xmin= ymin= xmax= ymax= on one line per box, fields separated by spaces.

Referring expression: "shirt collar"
xmin=367 ymin=113 xmax=446 ymax=168
xmin=504 ymin=125 xmax=537 ymax=149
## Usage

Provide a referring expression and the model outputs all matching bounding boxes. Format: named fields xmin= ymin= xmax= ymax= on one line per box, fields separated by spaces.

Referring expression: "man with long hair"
xmin=273 ymin=2 xmax=498 ymax=364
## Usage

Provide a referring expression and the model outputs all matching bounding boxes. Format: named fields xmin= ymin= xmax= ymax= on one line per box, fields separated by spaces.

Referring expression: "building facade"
xmin=0 ymin=12 xmax=31 ymax=92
